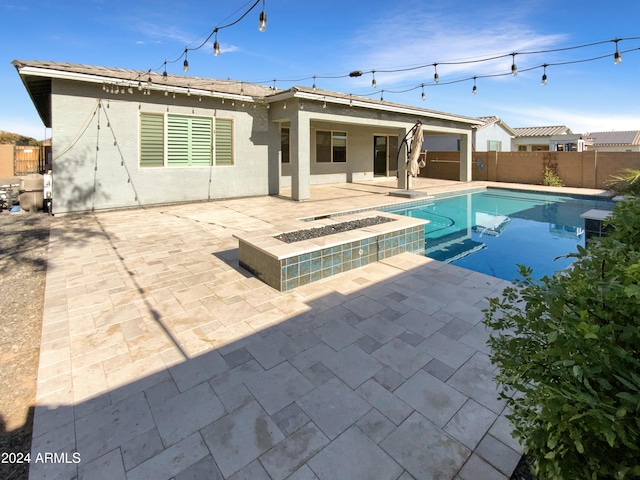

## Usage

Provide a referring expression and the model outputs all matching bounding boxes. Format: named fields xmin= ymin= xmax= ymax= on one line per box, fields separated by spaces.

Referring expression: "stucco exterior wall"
xmin=475 ymin=123 xmax=512 ymax=151
xmin=0 ymin=144 xmax=14 ymax=177
xmin=50 ymin=79 xmax=269 ymax=213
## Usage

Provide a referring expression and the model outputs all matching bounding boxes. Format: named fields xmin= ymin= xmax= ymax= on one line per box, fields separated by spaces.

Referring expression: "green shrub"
xmin=542 ymin=166 xmax=564 ymax=187
xmin=607 ymin=169 xmax=640 ymax=196
xmin=484 ymin=197 xmax=640 ymax=479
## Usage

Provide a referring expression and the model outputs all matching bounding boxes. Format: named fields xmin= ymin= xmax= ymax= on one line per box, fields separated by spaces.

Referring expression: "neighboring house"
xmin=13 ymin=60 xmax=478 ymax=214
xmin=582 ymin=131 xmax=640 ymax=152
xmin=422 ymin=115 xmax=515 ymax=152
xmin=511 ymin=125 xmax=574 ymax=151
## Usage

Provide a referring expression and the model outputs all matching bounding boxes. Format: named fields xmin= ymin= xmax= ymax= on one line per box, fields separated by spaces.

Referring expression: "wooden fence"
xmin=0 ymin=145 xmax=48 ymax=177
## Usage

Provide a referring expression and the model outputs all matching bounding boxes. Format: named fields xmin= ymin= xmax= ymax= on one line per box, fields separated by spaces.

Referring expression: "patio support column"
xmin=459 ymin=132 xmax=472 ymax=182
xmin=291 ymin=110 xmax=311 ymax=201
xmin=397 ymin=127 xmax=409 ymax=189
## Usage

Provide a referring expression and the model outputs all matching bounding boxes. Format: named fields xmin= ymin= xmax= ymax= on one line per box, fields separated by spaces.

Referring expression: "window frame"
xmin=316 ymin=130 xmax=348 ymax=163
xmin=139 ymin=112 xmax=234 ymax=168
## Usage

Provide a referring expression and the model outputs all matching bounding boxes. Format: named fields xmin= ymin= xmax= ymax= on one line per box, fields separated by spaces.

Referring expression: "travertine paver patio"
xmin=30 ymin=178 xmax=588 ymax=480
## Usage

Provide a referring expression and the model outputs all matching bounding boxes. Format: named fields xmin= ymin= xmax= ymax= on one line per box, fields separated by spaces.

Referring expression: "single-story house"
xmin=582 ymin=131 xmax=640 ymax=152
xmin=422 ymin=116 xmax=516 ymax=152
xmin=511 ymin=125 xmax=573 ymax=152
xmin=13 ymin=60 xmax=478 ymax=214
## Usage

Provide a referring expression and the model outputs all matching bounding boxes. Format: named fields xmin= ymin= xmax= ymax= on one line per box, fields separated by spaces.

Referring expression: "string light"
xmin=472 ymin=77 xmax=477 ymax=95
xmin=136 ymin=35 xmax=637 ymax=103
xmin=614 ymin=39 xmax=622 ymax=64
xmin=258 ymin=0 xmax=267 ymax=32
xmin=162 ymin=61 xmax=168 ymax=81
xmin=371 ymin=71 xmax=377 ymax=89
xmin=213 ymin=35 xmax=221 ymax=56
xmin=183 ymin=50 xmax=189 ymax=73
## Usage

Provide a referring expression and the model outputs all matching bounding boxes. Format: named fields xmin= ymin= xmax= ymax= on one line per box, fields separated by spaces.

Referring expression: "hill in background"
xmin=0 ymin=130 xmax=39 ymax=145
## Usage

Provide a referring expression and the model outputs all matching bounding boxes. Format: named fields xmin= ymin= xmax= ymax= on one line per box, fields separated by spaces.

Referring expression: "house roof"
xmin=12 ymin=59 xmax=479 ymax=128
xmin=513 ymin=125 xmax=573 ymax=137
xmin=583 ymin=130 xmax=640 ymax=147
xmin=474 ymin=116 xmax=517 ymax=136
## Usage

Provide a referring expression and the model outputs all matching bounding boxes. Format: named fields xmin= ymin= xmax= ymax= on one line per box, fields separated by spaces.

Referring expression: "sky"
xmin=1 ymin=0 xmax=639 ymax=140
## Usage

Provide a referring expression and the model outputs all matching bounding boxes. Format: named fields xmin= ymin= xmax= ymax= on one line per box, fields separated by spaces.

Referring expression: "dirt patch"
xmin=0 ymin=212 xmax=51 ymax=480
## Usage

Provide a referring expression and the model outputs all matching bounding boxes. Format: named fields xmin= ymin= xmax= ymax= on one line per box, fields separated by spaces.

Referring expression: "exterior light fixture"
xmin=213 ymin=30 xmax=220 ymax=56
xmin=433 ymin=64 xmax=439 ymax=84
xmin=312 ymin=76 xmax=316 ymax=92
xmin=472 ymin=77 xmax=477 ymax=95
xmin=511 ymin=53 xmax=517 ymax=76
xmin=371 ymin=71 xmax=376 ymax=89
xmin=162 ymin=62 xmax=168 ymax=81
xmin=258 ymin=0 xmax=267 ymax=32
xmin=614 ymin=39 xmax=622 ymax=64
xmin=541 ymin=64 xmax=548 ymax=85
xmin=421 ymin=84 xmax=425 ymax=101
xmin=183 ymin=50 xmax=189 ymax=73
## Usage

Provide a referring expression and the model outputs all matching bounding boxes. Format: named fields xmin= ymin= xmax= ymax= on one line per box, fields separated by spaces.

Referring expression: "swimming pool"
xmin=384 ymin=188 xmax=614 ymax=281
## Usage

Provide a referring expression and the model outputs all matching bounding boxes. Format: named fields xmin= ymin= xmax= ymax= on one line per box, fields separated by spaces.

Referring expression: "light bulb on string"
xmin=183 ymin=50 xmax=189 ymax=73
xmin=614 ymin=39 xmax=622 ymax=64
xmin=472 ymin=77 xmax=477 ymax=95
xmin=162 ymin=61 xmax=168 ymax=81
xmin=312 ymin=76 xmax=316 ymax=92
xmin=258 ymin=0 xmax=267 ymax=32
xmin=421 ymin=84 xmax=425 ymax=101
xmin=213 ymin=30 xmax=220 ymax=56
xmin=433 ymin=64 xmax=439 ymax=84
xmin=371 ymin=71 xmax=376 ymax=89
xmin=541 ymin=64 xmax=548 ymax=85
xmin=511 ymin=53 xmax=517 ymax=76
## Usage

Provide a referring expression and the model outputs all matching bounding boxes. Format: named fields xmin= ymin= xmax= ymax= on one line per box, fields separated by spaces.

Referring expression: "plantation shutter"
xmin=167 ymin=115 xmax=212 ymax=166
xmin=167 ymin=115 xmax=190 ymax=166
xmin=140 ymin=113 xmax=164 ymax=167
xmin=190 ymin=117 xmax=213 ymax=166
xmin=215 ymin=118 xmax=234 ymax=166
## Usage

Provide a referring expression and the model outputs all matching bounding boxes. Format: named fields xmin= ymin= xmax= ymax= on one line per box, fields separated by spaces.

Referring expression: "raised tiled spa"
xmin=235 ymin=211 xmax=427 ymax=291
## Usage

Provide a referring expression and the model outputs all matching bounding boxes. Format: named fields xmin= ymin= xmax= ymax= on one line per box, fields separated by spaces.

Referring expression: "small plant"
xmin=542 ymin=166 xmax=564 ymax=187
xmin=606 ymin=168 xmax=640 ymax=196
xmin=484 ymin=197 xmax=640 ymax=480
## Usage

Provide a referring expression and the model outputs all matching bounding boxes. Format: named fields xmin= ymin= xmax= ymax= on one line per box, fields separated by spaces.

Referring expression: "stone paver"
xmin=29 ymin=180 xmax=544 ymax=480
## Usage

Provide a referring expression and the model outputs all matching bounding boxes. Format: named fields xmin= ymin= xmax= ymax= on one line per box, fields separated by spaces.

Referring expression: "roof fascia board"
xmin=268 ymin=89 xmax=477 ymax=126
xmin=16 ymin=65 xmax=256 ymax=103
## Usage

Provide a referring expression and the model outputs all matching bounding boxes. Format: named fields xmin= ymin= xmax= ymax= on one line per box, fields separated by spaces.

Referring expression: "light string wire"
xmin=250 ymin=37 xmax=640 ymax=94
xmin=132 ymin=20 xmax=638 ymax=100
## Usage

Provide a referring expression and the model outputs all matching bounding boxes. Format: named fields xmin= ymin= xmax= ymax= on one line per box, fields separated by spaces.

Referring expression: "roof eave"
xmin=270 ymin=89 xmax=478 ymax=126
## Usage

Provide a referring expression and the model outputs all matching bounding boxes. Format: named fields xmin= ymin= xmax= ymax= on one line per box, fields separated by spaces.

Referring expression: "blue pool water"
xmin=385 ymin=188 xmax=614 ymax=281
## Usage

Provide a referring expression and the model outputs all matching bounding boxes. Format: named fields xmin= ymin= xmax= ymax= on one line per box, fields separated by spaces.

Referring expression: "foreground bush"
xmin=484 ymin=197 xmax=640 ymax=479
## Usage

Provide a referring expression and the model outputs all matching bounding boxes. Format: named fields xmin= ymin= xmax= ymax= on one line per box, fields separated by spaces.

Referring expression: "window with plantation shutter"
xmin=215 ymin=118 xmax=234 ymax=166
xmin=140 ymin=113 xmax=165 ymax=167
xmin=167 ymin=115 xmax=212 ymax=166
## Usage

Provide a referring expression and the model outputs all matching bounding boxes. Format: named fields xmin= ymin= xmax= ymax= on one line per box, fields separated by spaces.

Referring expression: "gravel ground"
xmin=0 ymin=211 xmax=51 ymax=480
xmin=275 ymin=216 xmax=394 ymax=243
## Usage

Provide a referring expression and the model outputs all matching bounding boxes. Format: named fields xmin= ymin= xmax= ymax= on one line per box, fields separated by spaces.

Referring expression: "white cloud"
xmin=343 ymin=3 xmax=567 ymax=88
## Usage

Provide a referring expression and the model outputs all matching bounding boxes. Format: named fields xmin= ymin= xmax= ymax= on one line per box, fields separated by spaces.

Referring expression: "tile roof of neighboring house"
xmin=583 ymin=131 xmax=640 ymax=146
xmin=475 ymin=116 xmax=517 ymax=136
xmin=513 ymin=125 xmax=573 ymax=137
